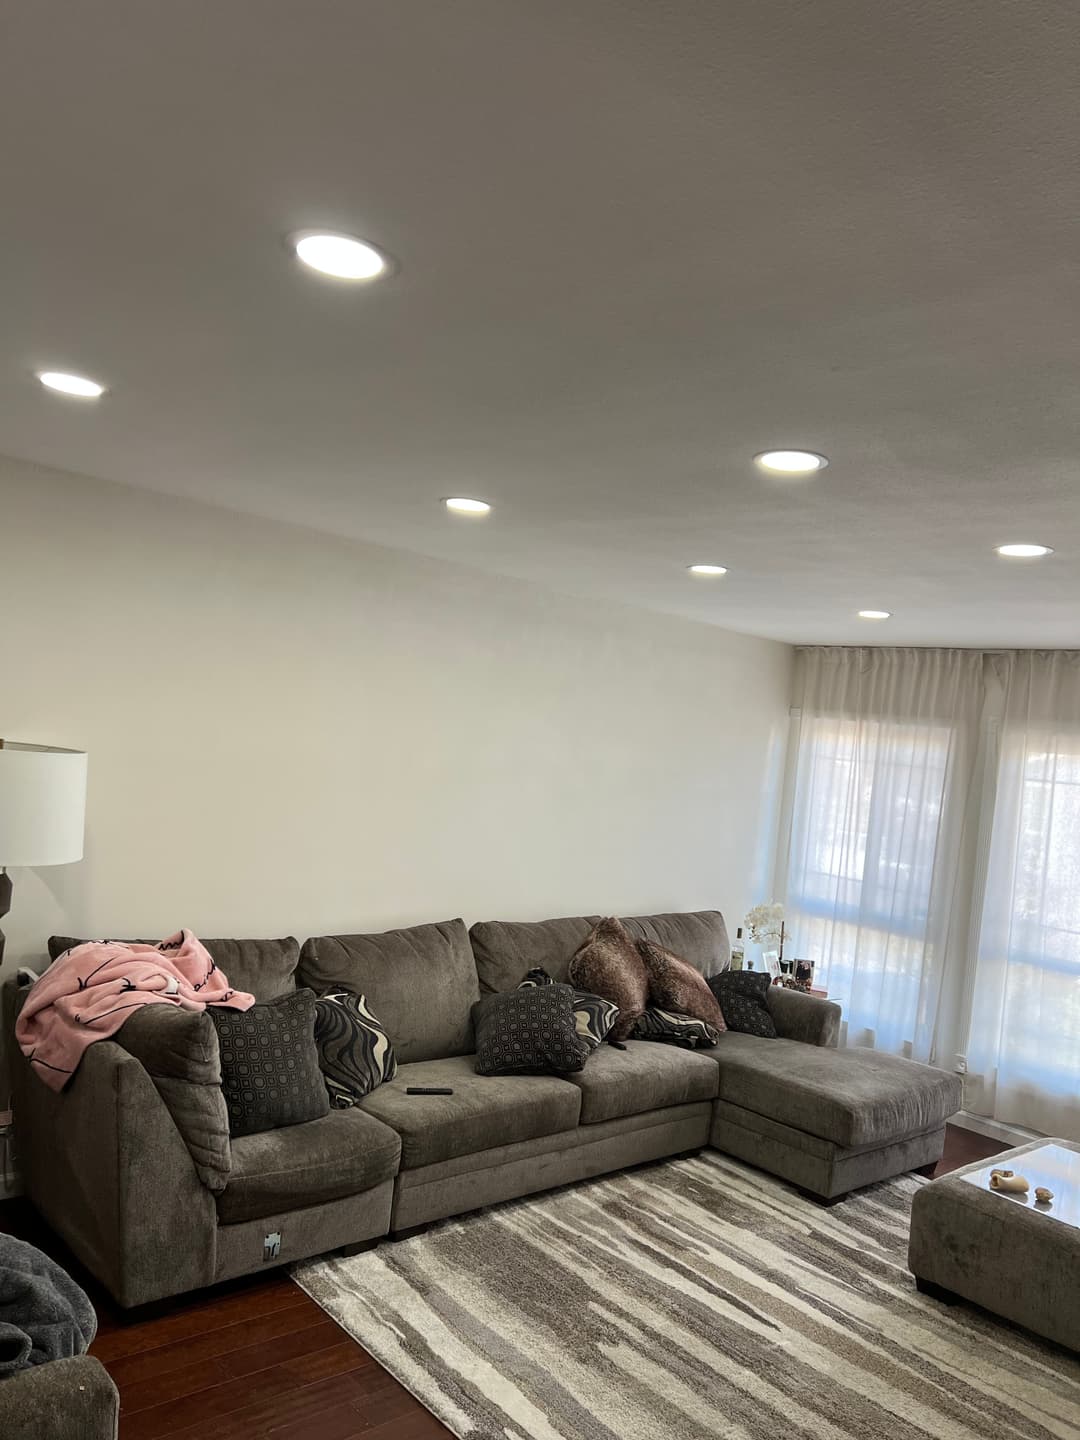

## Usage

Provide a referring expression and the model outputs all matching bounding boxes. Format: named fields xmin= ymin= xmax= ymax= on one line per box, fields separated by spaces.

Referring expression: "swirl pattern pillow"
xmin=633 ymin=1008 xmax=721 ymax=1048
xmin=313 ymin=989 xmax=398 ymax=1107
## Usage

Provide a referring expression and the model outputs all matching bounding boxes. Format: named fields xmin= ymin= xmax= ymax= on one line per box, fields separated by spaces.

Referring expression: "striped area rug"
xmin=293 ymin=1153 xmax=1080 ymax=1439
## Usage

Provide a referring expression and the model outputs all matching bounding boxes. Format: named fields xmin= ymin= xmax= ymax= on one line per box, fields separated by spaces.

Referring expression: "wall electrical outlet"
xmin=955 ymin=1056 xmax=968 ymax=1075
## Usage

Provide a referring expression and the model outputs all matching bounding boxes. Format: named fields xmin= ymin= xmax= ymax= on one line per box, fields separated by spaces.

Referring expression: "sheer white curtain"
xmin=781 ymin=648 xmax=983 ymax=1061
xmin=965 ymin=652 xmax=1080 ymax=1138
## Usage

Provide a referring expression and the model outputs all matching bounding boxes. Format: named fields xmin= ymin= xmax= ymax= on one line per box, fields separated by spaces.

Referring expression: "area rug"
xmin=293 ymin=1153 xmax=1080 ymax=1439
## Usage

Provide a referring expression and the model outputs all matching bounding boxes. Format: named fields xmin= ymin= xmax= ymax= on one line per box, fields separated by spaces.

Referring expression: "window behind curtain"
xmin=786 ymin=712 xmax=954 ymax=1056
xmin=966 ymin=726 xmax=1080 ymax=1135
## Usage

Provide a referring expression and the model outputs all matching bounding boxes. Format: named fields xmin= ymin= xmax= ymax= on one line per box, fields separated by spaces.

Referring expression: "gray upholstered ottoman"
xmin=909 ymin=1138 xmax=1080 ymax=1352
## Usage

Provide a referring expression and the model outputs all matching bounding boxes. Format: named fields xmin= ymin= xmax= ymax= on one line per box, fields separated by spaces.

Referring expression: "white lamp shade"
xmin=0 ymin=743 xmax=87 ymax=867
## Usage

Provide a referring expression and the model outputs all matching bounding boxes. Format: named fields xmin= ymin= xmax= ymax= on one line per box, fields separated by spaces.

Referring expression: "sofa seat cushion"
xmin=358 ymin=1056 xmax=581 ymax=1169
xmin=567 ymin=1041 xmax=719 ymax=1125
xmin=712 ymin=1034 xmax=962 ymax=1149
xmin=217 ymin=1108 xmax=401 ymax=1225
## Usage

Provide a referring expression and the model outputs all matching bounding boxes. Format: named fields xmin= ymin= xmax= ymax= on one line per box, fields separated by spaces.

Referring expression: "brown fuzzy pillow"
xmin=568 ymin=917 xmax=649 ymax=1041
xmin=637 ymin=940 xmax=727 ymax=1034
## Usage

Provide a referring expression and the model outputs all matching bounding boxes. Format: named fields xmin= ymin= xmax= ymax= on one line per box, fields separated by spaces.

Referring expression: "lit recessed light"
xmin=754 ymin=449 xmax=829 ymax=474
xmin=37 ymin=370 xmax=106 ymax=398
xmin=858 ymin=610 xmax=892 ymax=620
xmin=291 ymin=231 xmax=388 ymax=280
xmin=995 ymin=543 xmax=1053 ymax=558
xmin=444 ymin=497 xmax=491 ymax=517
xmin=687 ymin=564 xmax=728 ymax=576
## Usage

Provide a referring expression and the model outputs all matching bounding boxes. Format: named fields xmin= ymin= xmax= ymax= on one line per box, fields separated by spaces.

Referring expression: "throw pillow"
xmin=637 ymin=940 xmax=727 ymax=1033
xmin=209 ymin=989 xmax=329 ymax=1137
xmin=473 ymin=984 xmax=592 ymax=1076
xmin=568 ymin=917 xmax=649 ymax=1041
xmin=633 ymin=1008 xmax=721 ymax=1048
xmin=518 ymin=967 xmax=620 ymax=1050
xmin=313 ymin=990 xmax=398 ymax=1107
xmin=707 ymin=970 xmax=778 ymax=1038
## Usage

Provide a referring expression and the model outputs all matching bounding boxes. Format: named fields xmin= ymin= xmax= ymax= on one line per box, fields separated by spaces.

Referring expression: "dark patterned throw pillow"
xmin=473 ymin=984 xmax=592 ymax=1075
xmin=314 ymin=990 xmax=397 ymax=1107
xmin=707 ymin=970 xmax=778 ymax=1038
xmin=518 ymin=967 xmax=619 ymax=1049
xmin=209 ymin=989 xmax=329 ymax=1137
xmin=633 ymin=1008 xmax=721 ymax=1048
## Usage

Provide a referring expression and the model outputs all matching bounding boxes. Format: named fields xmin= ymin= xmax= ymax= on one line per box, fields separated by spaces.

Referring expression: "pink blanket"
xmin=16 ymin=930 xmax=256 ymax=1090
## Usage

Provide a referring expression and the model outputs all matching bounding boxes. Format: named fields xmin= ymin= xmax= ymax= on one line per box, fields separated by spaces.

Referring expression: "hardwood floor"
xmin=0 ymin=1123 xmax=1008 ymax=1439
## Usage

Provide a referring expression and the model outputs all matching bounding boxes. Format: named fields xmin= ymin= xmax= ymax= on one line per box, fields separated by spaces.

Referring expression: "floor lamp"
xmin=0 ymin=741 xmax=88 ymax=967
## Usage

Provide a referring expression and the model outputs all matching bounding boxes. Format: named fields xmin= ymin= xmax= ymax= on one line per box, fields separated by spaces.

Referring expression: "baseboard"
xmin=952 ymin=1110 xmax=1044 ymax=1148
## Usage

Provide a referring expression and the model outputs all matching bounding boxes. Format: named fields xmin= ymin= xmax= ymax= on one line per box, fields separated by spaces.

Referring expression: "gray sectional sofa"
xmin=2 ymin=910 xmax=961 ymax=1308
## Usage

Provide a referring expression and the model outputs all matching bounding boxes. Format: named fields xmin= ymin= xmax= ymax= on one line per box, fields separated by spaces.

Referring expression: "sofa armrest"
xmin=0 ymin=1355 xmax=119 ymax=1440
xmin=765 ymin=986 xmax=841 ymax=1048
xmin=3 ymin=980 xmax=218 ymax=1307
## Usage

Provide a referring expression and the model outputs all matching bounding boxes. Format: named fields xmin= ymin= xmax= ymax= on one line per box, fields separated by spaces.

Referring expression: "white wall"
xmin=0 ymin=455 xmax=792 ymax=980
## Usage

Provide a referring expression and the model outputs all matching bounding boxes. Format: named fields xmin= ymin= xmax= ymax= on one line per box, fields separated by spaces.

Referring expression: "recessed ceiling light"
xmin=687 ymin=564 xmax=728 ymax=576
xmin=37 ymin=370 xmax=106 ymax=398
xmin=858 ymin=610 xmax=892 ymax=620
xmin=754 ymin=450 xmax=829 ymax=475
xmin=291 ymin=231 xmax=388 ymax=280
xmin=995 ymin=543 xmax=1053 ymax=558
xmin=444 ymin=497 xmax=491 ymax=516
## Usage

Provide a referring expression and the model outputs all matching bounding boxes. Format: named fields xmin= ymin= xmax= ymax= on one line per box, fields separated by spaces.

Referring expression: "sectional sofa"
xmin=2 ymin=910 xmax=961 ymax=1307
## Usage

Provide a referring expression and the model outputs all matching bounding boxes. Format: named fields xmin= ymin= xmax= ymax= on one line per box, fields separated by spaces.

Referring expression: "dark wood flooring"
xmin=0 ymin=1123 xmax=1008 ymax=1439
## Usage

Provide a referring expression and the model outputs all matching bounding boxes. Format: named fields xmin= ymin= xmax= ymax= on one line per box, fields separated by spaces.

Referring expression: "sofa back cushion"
xmin=469 ymin=916 xmax=599 ymax=994
xmin=621 ymin=911 xmax=730 ymax=977
xmin=469 ymin=909 xmax=730 ymax=994
xmin=46 ymin=936 xmax=299 ymax=1003
xmin=298 ymin=919 xmax=479 ymax=1064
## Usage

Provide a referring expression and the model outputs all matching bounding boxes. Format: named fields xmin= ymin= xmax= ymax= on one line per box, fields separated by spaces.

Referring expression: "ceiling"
xmin=3 ymin=0 xmax=1078 ymax=646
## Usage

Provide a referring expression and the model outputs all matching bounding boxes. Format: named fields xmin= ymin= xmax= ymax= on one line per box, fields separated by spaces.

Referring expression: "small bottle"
xmin=731 ymin=927 xmax=745 ymax=971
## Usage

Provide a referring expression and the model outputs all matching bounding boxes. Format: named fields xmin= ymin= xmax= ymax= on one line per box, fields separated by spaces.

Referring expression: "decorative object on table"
xmin=989 ymin=1172 xmax=1029 ymax=1194
xmin=794 ymin=958 xmax=815 ymax=990
xmin=1035 ymin=1187 xmax=1054 ymax=1205
xmin=730 ymin=927 xmax=745 ymax=971
xmin=0 ymin=740 xmax=87 ymax=967
xmin=744 ymin=901 xmax=785 ymax=978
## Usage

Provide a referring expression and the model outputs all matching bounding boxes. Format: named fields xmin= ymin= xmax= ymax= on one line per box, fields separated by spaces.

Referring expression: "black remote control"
xmin=406 ymin=1086 xmax=454 ymax=1095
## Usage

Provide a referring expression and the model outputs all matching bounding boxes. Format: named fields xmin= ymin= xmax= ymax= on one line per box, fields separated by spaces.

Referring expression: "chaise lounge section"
xmin=2 ymin=909 xmax=961 ymax=1306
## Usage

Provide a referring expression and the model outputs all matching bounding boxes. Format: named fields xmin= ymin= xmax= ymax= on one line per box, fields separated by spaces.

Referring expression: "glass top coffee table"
xmin=960 ymin=1140 xmax=1080 ymax=1230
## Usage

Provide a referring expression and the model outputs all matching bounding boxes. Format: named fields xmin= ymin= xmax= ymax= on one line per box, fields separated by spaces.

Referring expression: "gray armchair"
xmin=1 ymin=1354 xmax=119 ymax=1439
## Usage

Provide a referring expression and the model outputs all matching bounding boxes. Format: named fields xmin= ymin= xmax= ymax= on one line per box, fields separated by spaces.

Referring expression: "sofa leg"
xmin=915 ymin=1276 xmax=958 ymax=1305
xmin=338 ymin=1237 xmax=379 ymax=1258
xmin=796 ymin=1186 xmax=845 ymax=1208
xmin=389 ymin=1224 xmax=428 ymax=1243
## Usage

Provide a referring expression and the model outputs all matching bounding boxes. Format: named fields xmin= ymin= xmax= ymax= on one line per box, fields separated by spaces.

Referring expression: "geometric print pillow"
xmin=474 ymin=983 xmax=592 ymax=1076
xmin=706 ymin=969 xmax=778 ymax=1039
xmin=313 ymin=990 xmax=398 ymax=1108
xmin=208 ymin=989 xmax=329 ymax=1137
xmin=632 ymin=1007 xmax=721 ymax=1048
xmin=518 ymin=967 xmax=620 ymax=1050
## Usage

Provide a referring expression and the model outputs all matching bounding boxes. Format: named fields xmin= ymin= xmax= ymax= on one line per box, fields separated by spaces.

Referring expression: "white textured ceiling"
xmin=3 ymin=0 xmax=1079 ymax=645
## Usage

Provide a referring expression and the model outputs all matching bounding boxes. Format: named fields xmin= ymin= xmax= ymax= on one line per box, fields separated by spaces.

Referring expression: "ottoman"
xmin=909 ymin=1138 xmax=1080 ymax=1352
xmin=710 ymin=1035 xmax=963 ymax=1202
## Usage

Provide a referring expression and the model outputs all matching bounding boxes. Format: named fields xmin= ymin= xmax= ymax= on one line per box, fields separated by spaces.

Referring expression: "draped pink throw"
xmin=16 ymin=930 xmax=255 ymax=1089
